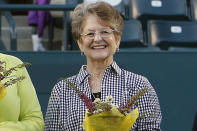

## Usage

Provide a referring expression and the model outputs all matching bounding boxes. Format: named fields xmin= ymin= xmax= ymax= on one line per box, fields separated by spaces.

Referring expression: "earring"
xmin=81 ymin=52 xmax=84 ymax=56
xmin=116 ymin=48 xmax=119 ymax=52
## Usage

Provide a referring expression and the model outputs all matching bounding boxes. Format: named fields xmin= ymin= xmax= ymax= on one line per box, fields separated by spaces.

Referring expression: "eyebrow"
xmin=86 ymin=29 xmax=95 ymax=32
xmin=85 ymin=28 xmax=110 ymax=32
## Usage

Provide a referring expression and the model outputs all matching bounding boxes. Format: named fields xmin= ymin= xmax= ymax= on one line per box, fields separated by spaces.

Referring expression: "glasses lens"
xmin=82 ymin=29 xmax=114 ymax=40
xmin=86 ymin=32 xmax=95 ymax=39
xmin=100 ymin=30 xmax=112 ymax=38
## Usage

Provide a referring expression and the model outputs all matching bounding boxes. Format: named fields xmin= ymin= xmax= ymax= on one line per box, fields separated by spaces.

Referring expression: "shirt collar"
xmin=76 ymin=61 xmax=122 ymax=85
xmin=76 ymin=65 xmax=89 ymax=85
xmin=111 ymin=61 xmax=121 ymax=76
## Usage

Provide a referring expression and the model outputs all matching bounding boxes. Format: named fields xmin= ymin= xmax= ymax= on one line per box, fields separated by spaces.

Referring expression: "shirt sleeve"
xmin=0 ymin=57 xmax=44 ymax=131
xmin=134 ymin=77 xmax=162 ymax=131
xmin=44 ymin=82 xmax=61 ymax=131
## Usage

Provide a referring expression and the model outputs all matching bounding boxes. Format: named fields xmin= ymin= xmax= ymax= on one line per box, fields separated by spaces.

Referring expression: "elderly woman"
xmin=45 ymin=2 xmax=162 ymax=131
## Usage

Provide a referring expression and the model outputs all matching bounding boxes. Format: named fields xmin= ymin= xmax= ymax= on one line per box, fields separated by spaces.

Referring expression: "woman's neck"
xmin=86 ymin=59 xmax=113 ymax=93
xmin=86 ymin=59 xmax=113 ymax=76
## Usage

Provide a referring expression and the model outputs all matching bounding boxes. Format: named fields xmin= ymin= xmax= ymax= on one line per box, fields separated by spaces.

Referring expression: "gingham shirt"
xmin=44 ymin=62 xmax=162 ymax=131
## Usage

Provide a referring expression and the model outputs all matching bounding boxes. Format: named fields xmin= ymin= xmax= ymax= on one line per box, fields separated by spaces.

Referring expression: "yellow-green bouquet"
xmin=66 ymin=79 xmax=148 ymax=131
xmin=0 ymin=60 xmax=30 ymax=100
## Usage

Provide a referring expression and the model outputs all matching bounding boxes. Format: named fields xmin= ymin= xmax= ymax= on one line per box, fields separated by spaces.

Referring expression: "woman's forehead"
xmin=82 ymin=15 xmax=110 ymax=31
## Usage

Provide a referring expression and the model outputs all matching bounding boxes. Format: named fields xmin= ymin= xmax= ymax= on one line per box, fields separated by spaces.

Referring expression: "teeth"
xmin=92 ymin=46 xmax=106 ymax=49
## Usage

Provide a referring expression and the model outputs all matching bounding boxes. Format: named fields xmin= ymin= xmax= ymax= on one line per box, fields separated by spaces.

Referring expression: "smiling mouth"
xmin=91 ymin=45 xmax=107 ymax=49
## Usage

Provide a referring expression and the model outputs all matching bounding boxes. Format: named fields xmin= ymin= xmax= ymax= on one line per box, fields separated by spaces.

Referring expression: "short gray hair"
xmin=71 ymin=1 xmax=124 ymax=40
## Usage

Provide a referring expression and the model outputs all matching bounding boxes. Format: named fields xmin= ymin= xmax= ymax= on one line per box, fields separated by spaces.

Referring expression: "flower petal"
xmin=0 ymin=83 xmax=7 ymax=100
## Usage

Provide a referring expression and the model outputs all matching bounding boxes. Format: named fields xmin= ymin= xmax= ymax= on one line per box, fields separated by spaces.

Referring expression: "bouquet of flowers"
xmin=65 ymin=79 xmax=148 ymax=131
xmin=0 ymin=60 xmax=30 ymax=100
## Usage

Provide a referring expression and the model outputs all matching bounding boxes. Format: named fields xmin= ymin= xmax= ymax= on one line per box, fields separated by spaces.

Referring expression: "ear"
xmin=77 ymin=39 xmax=84 ymax=52
xmin=116 ymin=35 xmax=121 ymax=49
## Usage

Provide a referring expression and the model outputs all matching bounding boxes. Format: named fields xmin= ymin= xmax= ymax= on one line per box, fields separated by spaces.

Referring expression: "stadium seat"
xmin=147 ymin=20 xmax=197 ymax=50
xmin=168 ymin=47 xmax=197 ymax=51
xmin=120 ymin=19 xmax=145 ymax=48
xmin=119 ymin=47 xmax=161 ymax=52
xmin=129 ymin=0 xmax=190 ymax=30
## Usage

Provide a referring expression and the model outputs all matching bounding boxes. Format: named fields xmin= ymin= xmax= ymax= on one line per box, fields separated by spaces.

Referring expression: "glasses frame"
xmin=80 ymin=29 xmax=116 ymax=40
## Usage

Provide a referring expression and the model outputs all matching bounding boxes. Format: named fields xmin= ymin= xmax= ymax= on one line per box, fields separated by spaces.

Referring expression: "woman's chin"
xmin=87 ymin=48 xmax=114 ymax=61
xmin=89 ymin=54 xmax=110 ymax=61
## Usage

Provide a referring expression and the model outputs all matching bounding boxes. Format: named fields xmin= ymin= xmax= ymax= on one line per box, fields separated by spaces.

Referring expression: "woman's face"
xmin=77 ymin=14 xmax=121 ymax=62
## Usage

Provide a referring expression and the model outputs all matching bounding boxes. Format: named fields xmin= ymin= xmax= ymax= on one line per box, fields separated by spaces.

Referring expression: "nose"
xmin=93 ymin=33 xmax=102 ymax=41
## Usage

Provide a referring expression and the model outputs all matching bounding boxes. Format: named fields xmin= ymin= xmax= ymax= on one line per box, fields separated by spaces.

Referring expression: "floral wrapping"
xmin=82 ymin=107 xmax=139 ymax=131
xmin=0 ymin=83 xmax=6 ymax=100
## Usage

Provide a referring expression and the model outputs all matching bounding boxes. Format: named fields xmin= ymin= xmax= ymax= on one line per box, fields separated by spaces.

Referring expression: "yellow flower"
xmin=82 ymin=107 xmax=139 ymax=131
xmin=0 ymin=82 xmax=6 ymax=100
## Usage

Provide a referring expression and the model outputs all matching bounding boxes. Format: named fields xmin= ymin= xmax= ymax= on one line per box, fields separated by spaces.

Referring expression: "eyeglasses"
xmin=80 ymin=29 xmax=115 ymax=40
